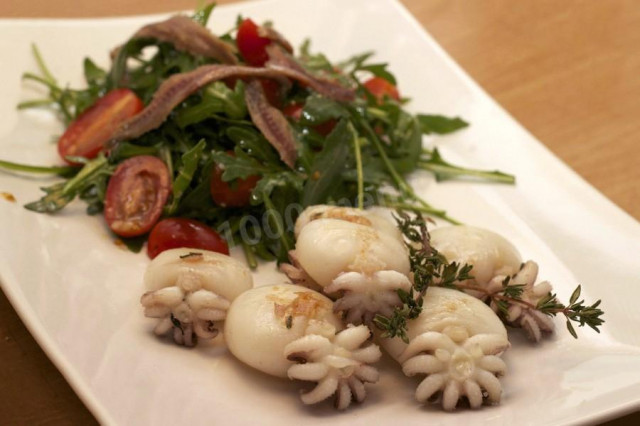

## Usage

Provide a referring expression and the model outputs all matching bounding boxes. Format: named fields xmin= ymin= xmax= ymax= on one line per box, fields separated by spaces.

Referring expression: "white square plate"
xmin=1 ymin=0 xmax=640 ymax=424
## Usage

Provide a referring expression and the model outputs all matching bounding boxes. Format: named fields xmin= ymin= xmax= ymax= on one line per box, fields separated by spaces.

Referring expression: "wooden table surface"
xmin=1 ymin=0 xmax=639 ymax=424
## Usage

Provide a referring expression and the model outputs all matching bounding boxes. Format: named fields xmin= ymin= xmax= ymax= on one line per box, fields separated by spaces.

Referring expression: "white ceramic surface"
xmin=1 ymin=0 xmax=640 ymax=425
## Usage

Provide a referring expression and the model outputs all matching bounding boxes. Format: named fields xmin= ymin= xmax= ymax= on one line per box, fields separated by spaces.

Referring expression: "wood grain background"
xmin=1 ymin=0 xmax=638 ymax=424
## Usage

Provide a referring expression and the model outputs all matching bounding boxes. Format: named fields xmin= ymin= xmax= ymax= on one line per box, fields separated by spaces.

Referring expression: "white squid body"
xmin=294 ymin=204 xmax=403 ymax=243
xmin=380 ymin=287 xmax=510 ymax=411
xmin=431 ymin=226 xmax=556 ymax=342
xmin=225 ymin=284 xmax=382 ymax=410
xmin=288 ymin=214 xmax=412 ymax=325
xmin=140 ymin=248 xmax=253 ymax=346
xmin=430 ymin=225 xmax=522 ymax=290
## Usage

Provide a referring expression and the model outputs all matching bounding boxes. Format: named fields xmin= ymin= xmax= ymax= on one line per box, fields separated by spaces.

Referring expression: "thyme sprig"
xmin=447 ymin=279 xmax=604 ymax=339
xmin=375 ymin=211 xmax=604 ymax=343
xmin=373 ymin=211 xmax=471 ymax=343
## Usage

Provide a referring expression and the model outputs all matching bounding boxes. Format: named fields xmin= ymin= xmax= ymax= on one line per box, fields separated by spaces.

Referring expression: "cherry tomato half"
xmin=210 ymin=157 xmax=260 ymax=208
xmin=58 ymin=89 xmax=144 ymax=164
xmin=104 ymin=156 xmax=171 ymax=238
xmin=236 ymin=18 xmax=272 ymax=66
xmin=146 ymin=218 xmax=230 ymax=259
xmin=282 ymin=102 xmax=336 ymax=136
xmin=362 ymin=77 xmax=400 ymax=103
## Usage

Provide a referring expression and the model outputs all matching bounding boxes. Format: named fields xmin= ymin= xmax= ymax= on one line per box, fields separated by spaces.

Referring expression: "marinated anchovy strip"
xmin=109 ymin=63 xmax=354 ymax=152
xmin=266 ymin=44 xmax=355 ymax=102
xmin=258 ymin=25 xmax=294 ymax=54
xmin=244 ymin=79 xmax=298 ymax=167
xmin=121 ymin=15 xmax=238 ymax=64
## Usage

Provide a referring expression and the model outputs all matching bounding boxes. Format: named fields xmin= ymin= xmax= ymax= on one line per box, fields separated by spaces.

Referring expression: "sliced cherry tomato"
xmin=282 ymin=102 xmax=336 ymax=136
xmin=236 ymin=18 xmax=272 ymax=66
xmin=362 ymin=76 xmax=400 ymax=103
xmin=58 ymin=89 xmax=144 ymax=164
xmin=104 ymin=156 xmax=171 ymax=238
xmin=210 ymin=152 xmax=260 ymax=208
xmin=282 ymin=102 xmax=304 ymax=121
xmin=146 ymin=218 xmax=229 ymax=259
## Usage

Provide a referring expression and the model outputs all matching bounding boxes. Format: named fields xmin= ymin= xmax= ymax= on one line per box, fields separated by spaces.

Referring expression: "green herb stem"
xmin=381 ymin=195 xmax=461 ymax=225
xmin=31 ymin=44 xmax=57 ymax=85
xmin=62 ymin=155 xmax=108 ymax=194
xmin=353 ymin=135 xmax=364 ymax=210
xmin=418 ymin=159 xmax=515 ymax=184
xmin=0 ymin=159 xmax=76 ymax=176
xmin=262 ymin=192 xmax=291 ymax=253
xmin=22 ymin=72 xmax=59 ymax=90
xmin=241 ymin=240 xmax=259 ymax=269
xmin=16 ymin=99 xmax=54 ymax=109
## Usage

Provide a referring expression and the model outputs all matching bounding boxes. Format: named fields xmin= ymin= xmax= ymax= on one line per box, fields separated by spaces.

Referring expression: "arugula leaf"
xmin=24 ymin=155 xmax=111 ymax=213
xmin=420 ymin=148 xmax=515 ymax=184
xmin=300 ymin=95 xmax=348 ymax=126
xmin=211 ymin=150 xmax=277 ymax=182
xmin=356 ymin=63 xmax=396 ymax=85
xmin=301 ymin=119 xmax=353 ymax=207
xmin=192 ymin=2 xmax=216 ymax=26
xmin=226 ymin=126 xmax=281 ymax=164
xmin=83 ymin=58 xmax=107 ymax=90
xmin=165 ymin=139 xmax=207 ymax=215
xmin=175 ymin=81 xmax=247 ymax=128
xmin=417 ymin=114 xmax=469 ymax=135
xmin=252 ymin=171 xmax=304 ymax=206
xmin=299 ymin=39 xmax=335 ymax=73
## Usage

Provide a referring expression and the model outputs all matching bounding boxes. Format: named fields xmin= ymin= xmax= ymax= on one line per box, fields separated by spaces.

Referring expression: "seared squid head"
xmin=487 ymin=260 xmax=556 ymax=342
xmin=224 ymin=284 xmax=382 ymax=410
xmin=140 ymin=248 xmax=252 ymax=346
xmin=380 ymin=287 xmax=510 ymax=411
xmin=285 ymin=218 xmax=411 ymax=325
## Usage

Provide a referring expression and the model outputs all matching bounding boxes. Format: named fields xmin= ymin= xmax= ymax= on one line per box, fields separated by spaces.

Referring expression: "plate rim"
xmin=1 ymin=0 xmax=639 ymax=424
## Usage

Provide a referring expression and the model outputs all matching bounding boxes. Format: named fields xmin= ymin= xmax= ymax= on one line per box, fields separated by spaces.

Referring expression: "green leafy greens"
xmin=7 ymin=4 xmax=516 ymax=265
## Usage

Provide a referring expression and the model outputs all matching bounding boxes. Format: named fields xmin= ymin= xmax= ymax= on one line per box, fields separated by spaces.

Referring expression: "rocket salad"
xmin=3 ymin=3 xmax=514 ymax=266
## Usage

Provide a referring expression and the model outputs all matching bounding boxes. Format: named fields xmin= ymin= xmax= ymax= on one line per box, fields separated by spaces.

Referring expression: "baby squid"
xmin=224 ymin=284 xmax=382 ymax=410
xmin=283 ymin=208 xmax=412 ymax=325
xmin=430 ymin=225 xmax=522 ymax=295
xmin=431 ymin=225 xmax=557 ymax=342
xmin=486 ymin=261 xmax=555 ymax=342
xmin=380 ymin=287 xmax=510 ymax=411
xmin=140 ymin=248 xmax=252 ymax=346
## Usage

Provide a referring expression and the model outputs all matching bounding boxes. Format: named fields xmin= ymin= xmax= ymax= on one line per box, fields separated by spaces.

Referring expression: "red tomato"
xmin=362 ymin=77 xmax=400 ymax=102
xmin=146 ymin=218 xmax=230 ymax=259
xmin=104 ymin=156 xmax=171 ymax=237
xmin=58 ymin=89 xmax=144 ymax=164
xmin=210 ymin=158 xmax=260 ymax=208
xmin=282 ymin=102 xmax=336 ymax=136
xmin=282 ymin=102 xmax=304 ymax=121
xmin=236 ymin=18 xmax=272 ymax=66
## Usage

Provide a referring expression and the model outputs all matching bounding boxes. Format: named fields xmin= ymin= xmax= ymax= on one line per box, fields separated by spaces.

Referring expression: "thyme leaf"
xmin=373 ymin=210 xmax=471 ymax=343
